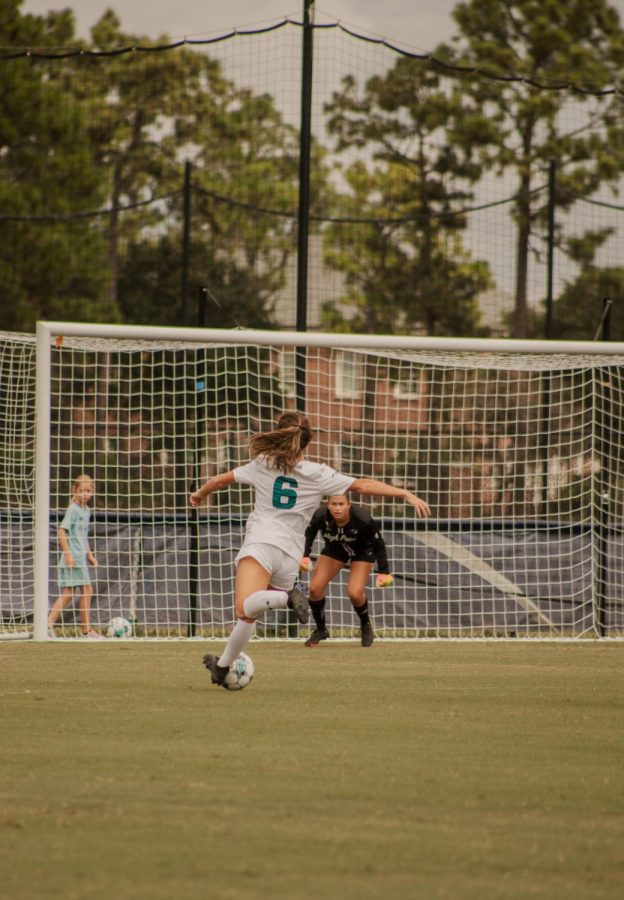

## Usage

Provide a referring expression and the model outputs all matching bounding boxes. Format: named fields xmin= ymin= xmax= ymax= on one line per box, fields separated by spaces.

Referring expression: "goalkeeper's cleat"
xmin=287 ymin=585 xmax=309 ymax=624
xmin=203 ymin=654 xmax=229 ymax=686
xmin=360 ymin=623 xmax=375 ymax=647
xmin=81 ymin=630 xmax=104 ymax=640
xmin=304 ymin=627 xmax=329 ymax=647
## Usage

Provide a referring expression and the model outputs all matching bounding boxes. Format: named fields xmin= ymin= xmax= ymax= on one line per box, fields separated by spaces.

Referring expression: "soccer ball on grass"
xmin=221 ymin=652 xmax=255 ymax=691
xmin=106 ymin=616 xmax=133 ymax=639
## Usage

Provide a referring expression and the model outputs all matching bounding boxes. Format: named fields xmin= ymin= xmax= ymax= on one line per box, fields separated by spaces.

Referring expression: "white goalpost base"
xmin=1 ymin=322 xmax=623 ymax=641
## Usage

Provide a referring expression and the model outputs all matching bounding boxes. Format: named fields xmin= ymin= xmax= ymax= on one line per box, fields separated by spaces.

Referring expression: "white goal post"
xmin=2 ymin=321 xmax=624 ymax=640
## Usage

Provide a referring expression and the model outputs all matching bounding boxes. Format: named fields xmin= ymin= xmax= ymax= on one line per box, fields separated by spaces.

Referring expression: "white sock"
xmin=243 ymin=589 xmax=288 ymax=618
xmin=217 ymin=619 xmax=256 ymax=668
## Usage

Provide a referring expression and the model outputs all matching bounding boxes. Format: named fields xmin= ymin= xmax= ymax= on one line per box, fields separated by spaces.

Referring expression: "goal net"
xmin=2 ymin=323 xmax=624 ymax=640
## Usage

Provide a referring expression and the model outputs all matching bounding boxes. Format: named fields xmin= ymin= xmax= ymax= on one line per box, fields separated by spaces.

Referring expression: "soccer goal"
xmin=2 ymin=322 xmax=624 ymax=641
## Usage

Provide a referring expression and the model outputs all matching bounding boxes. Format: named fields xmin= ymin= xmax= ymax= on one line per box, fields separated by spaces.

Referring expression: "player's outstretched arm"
xmin=349 ymin=478 xmax=431 ymax=518
xmin=189 ymin=470 xmax=236 ymax=507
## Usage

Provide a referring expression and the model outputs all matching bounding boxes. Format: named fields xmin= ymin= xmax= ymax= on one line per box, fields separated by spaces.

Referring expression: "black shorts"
xmin=319 ymin=544 xmax=376 ymax=566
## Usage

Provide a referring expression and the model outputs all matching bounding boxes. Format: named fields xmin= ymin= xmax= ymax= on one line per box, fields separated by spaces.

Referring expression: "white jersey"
xmin=233 ymin=456 xmax=355 ymax=561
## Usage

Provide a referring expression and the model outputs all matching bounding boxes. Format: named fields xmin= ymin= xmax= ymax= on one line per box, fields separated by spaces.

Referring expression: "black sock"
xmin=353 ymin=600 xmax=370 ymax=627
xmin=309 ymin=598 xmax=327 ymax=630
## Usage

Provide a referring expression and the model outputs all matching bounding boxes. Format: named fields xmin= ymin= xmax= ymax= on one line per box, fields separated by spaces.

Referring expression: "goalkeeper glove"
xmin=376 ymin=573 xmax=394 ymax=587
xmin=300 ymin=557 xmax=312 ymax=572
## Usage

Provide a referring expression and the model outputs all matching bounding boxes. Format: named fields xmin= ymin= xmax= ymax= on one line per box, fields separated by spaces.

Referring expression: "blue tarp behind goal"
xmin=2 ymin=516 xmax=623 ymax=636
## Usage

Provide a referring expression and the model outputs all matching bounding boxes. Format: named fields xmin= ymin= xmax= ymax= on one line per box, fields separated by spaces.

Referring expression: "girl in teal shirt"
xmin=48 ymin=474 xmax=101 ymax=638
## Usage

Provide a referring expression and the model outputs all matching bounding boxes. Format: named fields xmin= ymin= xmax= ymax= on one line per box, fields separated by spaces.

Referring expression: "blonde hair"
xmin=73 ymin=474 xmax=93 ymax=491
xmin=249 ymin=412 xmax=313 ymax=474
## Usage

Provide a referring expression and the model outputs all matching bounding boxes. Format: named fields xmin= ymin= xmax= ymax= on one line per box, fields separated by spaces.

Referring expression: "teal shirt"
xmin=58 ymin=502 xmax=92 ymax=587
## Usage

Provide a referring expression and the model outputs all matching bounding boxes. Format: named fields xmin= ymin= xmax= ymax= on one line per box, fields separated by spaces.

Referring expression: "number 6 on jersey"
xmin=272 ymin=475 xmax=298 ymax=509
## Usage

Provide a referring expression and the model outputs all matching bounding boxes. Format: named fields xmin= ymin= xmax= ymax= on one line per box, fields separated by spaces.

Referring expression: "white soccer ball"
xmin=106 ymin=616 xmax=133 ymax=639
xmin=221 ymin=652 xmax=255 ymax=691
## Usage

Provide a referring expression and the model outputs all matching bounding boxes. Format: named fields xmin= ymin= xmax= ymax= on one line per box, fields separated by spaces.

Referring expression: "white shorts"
xmin=235 ymin=543 xmax=299 ymax=591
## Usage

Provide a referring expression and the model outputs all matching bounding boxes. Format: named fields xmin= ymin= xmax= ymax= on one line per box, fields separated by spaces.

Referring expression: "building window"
xmin=335 ymin=352 xmax=362 ymax=400
xmin=276 ymin=350 xmax=296 ymax=398
xmin=333 ymin=441 xmax=360 ymax=472
xmin=392 ymin=374 xmax=421 ymax=400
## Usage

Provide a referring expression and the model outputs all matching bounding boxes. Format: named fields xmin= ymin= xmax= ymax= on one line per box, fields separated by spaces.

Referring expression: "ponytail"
xmin=249 ymin=412 xmax=313 ymax=473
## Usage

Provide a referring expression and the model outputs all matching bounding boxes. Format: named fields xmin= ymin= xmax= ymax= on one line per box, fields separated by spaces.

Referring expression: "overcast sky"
xmin=21 ymin=0 xmax=624 ymax=56
xmin=20 ymin=1 xmax=469 ymax=51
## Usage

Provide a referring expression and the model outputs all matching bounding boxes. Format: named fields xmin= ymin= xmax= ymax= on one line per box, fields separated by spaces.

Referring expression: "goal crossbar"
xmin=38 ymin=320 xmax=624 ymax=356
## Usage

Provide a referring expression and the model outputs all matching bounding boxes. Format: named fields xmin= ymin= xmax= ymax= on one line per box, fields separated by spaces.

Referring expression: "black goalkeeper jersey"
xmin=303 ymin=504 xmax=390 ymax=573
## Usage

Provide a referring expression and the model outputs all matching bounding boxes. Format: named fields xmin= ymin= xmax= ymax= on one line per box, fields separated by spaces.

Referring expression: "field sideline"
xmin=1 ymin=641 xmax=622 ymax=900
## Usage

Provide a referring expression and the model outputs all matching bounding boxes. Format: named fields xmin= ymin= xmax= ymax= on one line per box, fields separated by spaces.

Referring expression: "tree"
xmin=70 ymin=11 xmax=303 ymax=325
xmin=437 ymin=0 xmax=624 ymax=338
xmin=322 ymin=58 xmax=495 ymax=336
xmin=180 ymin=88 xmax=305 ymax=328
xmin=0 ymin=1 xmax=114 ymax=330
xmin=320 ymin=161 xmax=492 ymax=336
xmin=117 ymin=234 xmax=277 ymax=329
xmin=551 ymin=267 xmax=624 ymax=340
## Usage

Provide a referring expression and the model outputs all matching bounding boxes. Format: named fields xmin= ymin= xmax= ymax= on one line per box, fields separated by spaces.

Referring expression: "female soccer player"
xmin=189 ymin=412 xmax=430 ymax=686
xmin=301 ymin=494 xmax=392 ymax=648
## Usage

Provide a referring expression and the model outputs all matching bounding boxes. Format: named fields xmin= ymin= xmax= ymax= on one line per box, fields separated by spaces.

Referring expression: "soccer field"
xmin=1 ymin=642 xmax=622 ymax=900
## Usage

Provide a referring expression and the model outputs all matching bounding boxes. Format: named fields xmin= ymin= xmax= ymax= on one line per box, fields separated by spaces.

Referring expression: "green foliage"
xmin=75 ymin=11 xmax=301 ymax=327
xmin=437 ymin=0 xmax=624 ymax=337
xmin=0 ymin=3 xmax=114 ymax=329
xmin=322 ymin=59 xmax=495 ymax=336
xmin=116 ymin=236 xmax=278 ymax=329
xmin=0 ymin=4 xmax=303 ymax=331
xmin=551 ymin=267 xmax=624 ymax=339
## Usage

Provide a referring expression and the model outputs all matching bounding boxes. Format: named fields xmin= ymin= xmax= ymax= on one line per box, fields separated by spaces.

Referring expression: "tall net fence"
xmin=1 ymin=14 xmax=623 ymax=337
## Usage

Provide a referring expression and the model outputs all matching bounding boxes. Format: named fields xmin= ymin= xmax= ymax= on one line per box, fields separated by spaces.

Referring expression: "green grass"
xmin=1 ymin=641 xmax=622 ymax=900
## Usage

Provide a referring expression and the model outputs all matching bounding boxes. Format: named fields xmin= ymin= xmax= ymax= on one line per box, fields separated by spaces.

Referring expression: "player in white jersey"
xmin=189 ymin=412 xmax=430 ymax=686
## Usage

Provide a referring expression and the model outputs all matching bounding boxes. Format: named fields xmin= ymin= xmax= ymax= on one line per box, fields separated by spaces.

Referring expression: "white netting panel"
xmin=4 ymin=328 xmax=624 ymax=638
xmin=363 ymin=348 xmax=624 ymax=372
xmin=0 ymin=335 xmax=36 ymax=635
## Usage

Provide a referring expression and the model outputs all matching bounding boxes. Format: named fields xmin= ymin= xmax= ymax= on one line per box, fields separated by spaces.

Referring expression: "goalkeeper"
xmin=301 ymin=494 xmax=392 ymax=648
